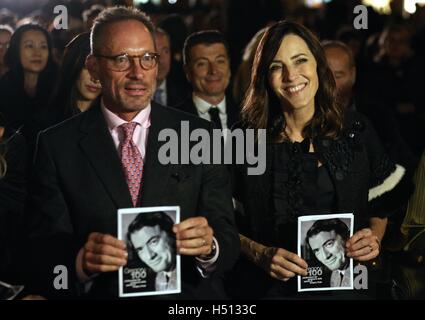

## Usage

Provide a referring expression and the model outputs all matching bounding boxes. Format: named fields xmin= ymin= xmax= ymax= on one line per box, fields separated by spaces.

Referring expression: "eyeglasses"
xmin=94 ymin=52 xmax=160 ymax=71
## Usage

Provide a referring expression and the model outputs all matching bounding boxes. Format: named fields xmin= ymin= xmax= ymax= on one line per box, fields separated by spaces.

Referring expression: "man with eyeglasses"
xmin=26 ymin=7 xmax=239 ymax=299
xmin=0 ymin=25 xmax=12 ymax=77
xmin=152 ymin=28 xmax=187 ymax=107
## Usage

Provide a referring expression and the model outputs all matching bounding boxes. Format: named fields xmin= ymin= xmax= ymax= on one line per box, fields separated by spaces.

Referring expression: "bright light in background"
xmin=404 ymin=0 xmax=425 ymax=13
xmin=168 ymin=0 xmax=178 ymax=4
xmin=362 ymin=0 xmax=391 ymax=13
xmin=135 ymin=0 xmax=161 ymax=5
xmin=363 ymin=0 xmax=425 ymax=14
xmin=304 ymin=0 xmax=332 ymax=7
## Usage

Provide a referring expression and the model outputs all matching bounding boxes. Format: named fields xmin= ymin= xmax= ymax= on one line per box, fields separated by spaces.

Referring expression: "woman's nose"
xmin=33 ymin=46 xmax=43 ymax=55
xmin=284 ymin=66 xmax=298 ymax=82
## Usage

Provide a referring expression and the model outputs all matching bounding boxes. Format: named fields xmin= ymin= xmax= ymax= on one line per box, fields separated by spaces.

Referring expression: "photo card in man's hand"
xmin=118 ymin=206 xmax=181 ymax=298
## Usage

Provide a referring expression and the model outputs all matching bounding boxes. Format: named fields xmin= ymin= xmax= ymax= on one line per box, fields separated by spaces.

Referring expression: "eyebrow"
xmin=193 ymin=54 xmax=227 ymax=62
xmin=322 ymin=239 xmax=334 ymax=247
xmin=134 ymin=235 xmax=158 ymax=251
xmin=290 ymin=53 xmax=308 ymax=60
xmin=23 ymin=40 xmax=47 ymax=44
xmin=271 ymin=53 xmax=308 ymax=63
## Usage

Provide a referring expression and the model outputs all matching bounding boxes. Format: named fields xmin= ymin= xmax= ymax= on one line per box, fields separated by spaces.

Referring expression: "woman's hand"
xmin=260 ymin=247 xmax=308 ymax=282
xmin=346 ymin=228 xmax=380 ymax=261
xmin=239 ymin=235 xmax=308 ymax=282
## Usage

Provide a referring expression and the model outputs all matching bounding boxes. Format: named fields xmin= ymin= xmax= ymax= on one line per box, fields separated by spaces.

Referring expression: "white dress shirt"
xmin=192 ymin=94 xmax=228 ymax=130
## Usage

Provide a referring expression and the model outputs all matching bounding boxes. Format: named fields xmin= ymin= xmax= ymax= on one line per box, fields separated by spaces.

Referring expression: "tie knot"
xmin=208 ymin=106 xmax=222 ymax=129
xmin=208 ymin=106 xmax=219 ymax=116
xmin=119 ymin=122 xmax=138 ymax=142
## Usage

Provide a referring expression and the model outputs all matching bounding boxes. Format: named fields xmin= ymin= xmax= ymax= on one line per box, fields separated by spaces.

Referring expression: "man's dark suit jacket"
xmin=165 ymin=78 xmax=187 ymax=108
xmin=176 ymin=95 xmax=239 ymax=130
xmin=26 ymin=100 xmax=239 ymax=299
xmin=0 ymin=130 xmax=26 ymax=283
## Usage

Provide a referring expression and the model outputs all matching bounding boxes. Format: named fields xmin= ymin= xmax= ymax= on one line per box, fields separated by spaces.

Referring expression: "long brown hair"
xmin=48 ymin=32 xmax=92 ymax=119
xmin=0 ymin=152 xmax=6 ymax=178
xmin=242 ymin=20 xmax=344 ymax=142
xmin=0 ymin=126 xmax=6 ymax=178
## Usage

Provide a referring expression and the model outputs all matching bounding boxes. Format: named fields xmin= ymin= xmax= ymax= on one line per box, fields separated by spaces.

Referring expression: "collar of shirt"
xmin=101 ymin=99 xmax=151 ymax=130
xmin=100 ymin=99 xmax=151 ymax=159
xmin=156 ymin=269 xmax=177 ymax=290
xmin=192 ymin=93 xmax=226 ymax=115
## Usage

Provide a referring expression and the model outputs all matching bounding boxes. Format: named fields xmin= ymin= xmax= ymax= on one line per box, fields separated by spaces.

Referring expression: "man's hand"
xmin=82 ymin=232 xmax=128 ymax=274
xmin=346 ymin=228 xmax=380 ymax=261
xmin=261 ymin=247 xmax=308 ymax=282
xmin=173 ymin=217 xmax=214 ymax=257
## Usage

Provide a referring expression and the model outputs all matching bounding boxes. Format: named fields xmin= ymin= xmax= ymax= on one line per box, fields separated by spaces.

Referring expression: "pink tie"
xmin=119 ymin=122 xmax=143 ymax=207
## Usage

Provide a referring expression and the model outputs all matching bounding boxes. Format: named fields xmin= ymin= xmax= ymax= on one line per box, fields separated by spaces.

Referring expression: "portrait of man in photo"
xmin=305 ymin=218 xmax=351 ymax=288
xmin=127 ymin=211 xmax=177 ymax=292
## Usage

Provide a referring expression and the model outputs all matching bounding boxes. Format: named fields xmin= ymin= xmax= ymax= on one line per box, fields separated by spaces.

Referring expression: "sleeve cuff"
xmin=76 ymin=248 xmax=98 ymax=285
xmin=195 ymin=237 xmax=219 ymax=278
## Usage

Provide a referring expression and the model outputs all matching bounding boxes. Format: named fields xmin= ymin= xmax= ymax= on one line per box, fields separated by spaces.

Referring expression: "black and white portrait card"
xmin=118 ymin=206 xmax=181 ymax=298
xmin=298 ymin=213 xmax=354 ymax=292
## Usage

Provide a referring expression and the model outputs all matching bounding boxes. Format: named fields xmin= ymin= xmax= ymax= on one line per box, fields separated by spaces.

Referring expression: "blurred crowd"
xmin=0 ymin=0 xmax=424 ymax=300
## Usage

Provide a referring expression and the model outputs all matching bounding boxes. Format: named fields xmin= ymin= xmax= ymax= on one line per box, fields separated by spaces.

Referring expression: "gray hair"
xmin=90 ymin=6 xmax=156 ymax=54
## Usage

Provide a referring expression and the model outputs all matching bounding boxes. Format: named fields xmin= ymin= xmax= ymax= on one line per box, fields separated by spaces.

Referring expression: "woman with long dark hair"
xmin=232 ymin=21 xmax=411 ymax=299
xmin=45 ymin=32 xmax=101 ymax=127
xmin=0 ymin=24 xmax=57 ymax=157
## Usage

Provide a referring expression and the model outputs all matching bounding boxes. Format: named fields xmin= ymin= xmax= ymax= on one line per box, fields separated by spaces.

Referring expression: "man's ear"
xmin=183 ymin=64 xmax=191 ymax=83
xmin=351 ymin=66 xmax=357 ymax=86
xmin=86 ymin=54 xmax=100 ymax=81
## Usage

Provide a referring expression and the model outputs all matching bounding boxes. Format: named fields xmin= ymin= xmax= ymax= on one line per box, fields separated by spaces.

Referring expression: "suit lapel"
xmin=225 ymin=97 xmax=239 ymax=129
xmin=79 ymin=103 xmax=133 ymax=209
xmin=139 ymin=102 xmax=175 ymax=206
xmin=179 ymin=97 xmax=198 ymax=116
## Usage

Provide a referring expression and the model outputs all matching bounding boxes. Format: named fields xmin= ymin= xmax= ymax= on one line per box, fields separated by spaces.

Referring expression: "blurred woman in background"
xmin=0 ymin=24 xmax=57 ymax=154
xmin=45 ymin=32 xmax=101 ymax=127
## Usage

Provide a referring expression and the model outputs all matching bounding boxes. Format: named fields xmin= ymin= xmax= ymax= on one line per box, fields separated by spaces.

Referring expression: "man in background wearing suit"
xmin=152 ymin=28 xmax=186 ymax=107
xmin=177 ymin=30 xmax=239 ymax=131
xmin=26 ymin=7 xmax=239 ymax=299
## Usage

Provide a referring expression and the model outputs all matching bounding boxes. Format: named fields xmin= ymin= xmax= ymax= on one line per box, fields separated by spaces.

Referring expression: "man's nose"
xmin=323 ymin=249 xmax=333 ymax=260
xmin=207 ymin=62 xmax=218 ymax=75
xmin=127 ymin=58 xmax=145 ymax=79
xmin=146 ymin=246 xmax=157 ymax=259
